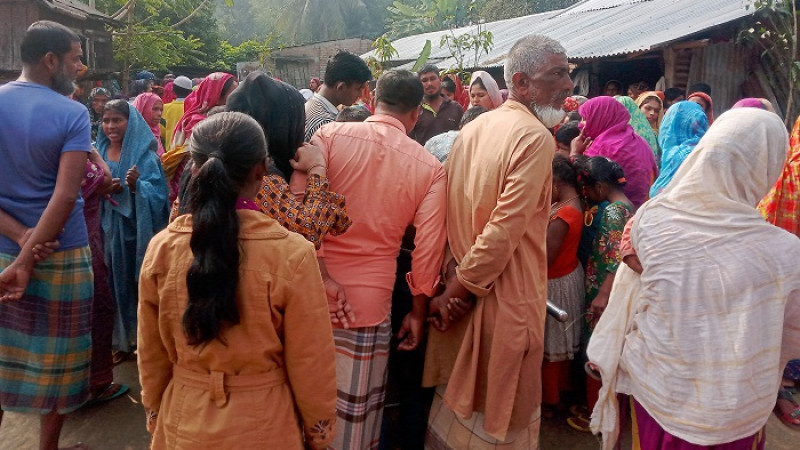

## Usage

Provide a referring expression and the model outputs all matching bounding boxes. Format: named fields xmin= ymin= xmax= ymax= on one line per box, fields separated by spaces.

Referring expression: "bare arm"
xmin=546 ymin=217 xmax=569 ymax=267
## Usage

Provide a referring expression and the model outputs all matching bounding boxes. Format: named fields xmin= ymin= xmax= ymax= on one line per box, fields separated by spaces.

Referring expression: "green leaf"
xmin=411 ymin=39 xmax=432 ymax=72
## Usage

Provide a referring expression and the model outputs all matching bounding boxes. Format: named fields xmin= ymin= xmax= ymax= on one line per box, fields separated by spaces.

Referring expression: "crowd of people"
xmin=0 ymin=19 xmax=798 ymax=450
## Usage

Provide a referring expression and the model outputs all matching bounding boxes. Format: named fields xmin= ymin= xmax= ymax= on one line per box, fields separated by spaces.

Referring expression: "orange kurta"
xmin=138 ymin=210 xmax=337 ymax=449
xmin=430 ymin=100 xmax=554 ymax=441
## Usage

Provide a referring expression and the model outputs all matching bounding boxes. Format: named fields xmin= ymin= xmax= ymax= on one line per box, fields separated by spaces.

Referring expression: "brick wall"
xmin=270 ymin=38 xmax=372 ymax=89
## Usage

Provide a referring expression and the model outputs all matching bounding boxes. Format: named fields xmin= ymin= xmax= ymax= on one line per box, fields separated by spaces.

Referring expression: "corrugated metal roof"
xmin=365 ymin=0 xmax=754 ymax=69
xmin=38 ymin=0 xmax=116 ymax=24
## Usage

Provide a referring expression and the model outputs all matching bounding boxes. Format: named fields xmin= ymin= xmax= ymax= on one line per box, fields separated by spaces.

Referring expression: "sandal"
xmin=775 ymin=389 xmax=800 ymax=428
xmin=112 ymin=350 xmax=131 ymax=365
xmin=85 ymin=383 xmax=129 ymax=407
xmin=567 ymin=414 xmax=592 ymax=432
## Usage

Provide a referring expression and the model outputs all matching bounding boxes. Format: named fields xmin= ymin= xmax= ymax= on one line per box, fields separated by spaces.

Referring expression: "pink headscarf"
xmin=132 ymin=92 xmax=164 ymax=156
xmin=579 ymin=96 xmax=658 ymax=208
xmin=469 ymin=70 xmax=503 ymax=109
xmin=175 ymin=72 xmax=235 ymax=140
xmin=732 ymin=98 xmax=766 ymax=110
xmin=161 ymin=81 xmax=176 ymax=104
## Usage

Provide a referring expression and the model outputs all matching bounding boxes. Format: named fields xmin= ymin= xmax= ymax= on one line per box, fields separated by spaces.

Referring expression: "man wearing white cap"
xmin=162 ymin=75 xmax=192 ymax=152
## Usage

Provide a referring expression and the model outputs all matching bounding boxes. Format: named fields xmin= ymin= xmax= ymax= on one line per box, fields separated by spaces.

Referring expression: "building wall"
xmin=270 ymin=38 xmax=372 ymax=89
xmin=0 ymin=0 xmax=38 ymax=77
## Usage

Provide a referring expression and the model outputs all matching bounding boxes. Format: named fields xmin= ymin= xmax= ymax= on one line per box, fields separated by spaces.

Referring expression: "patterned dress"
xmin=584 ymin=201 xmax=635 ymax=333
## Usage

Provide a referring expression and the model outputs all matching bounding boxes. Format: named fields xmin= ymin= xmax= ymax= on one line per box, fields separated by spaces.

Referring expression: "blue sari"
xmin=649 ymin=102 xmax=709 ymax=197
xmin=98 ymin=107 xmax=169 ymax=352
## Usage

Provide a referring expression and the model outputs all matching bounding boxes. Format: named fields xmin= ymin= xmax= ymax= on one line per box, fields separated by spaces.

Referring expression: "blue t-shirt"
xmin=0 ymin=82 xmax=91 ymax=253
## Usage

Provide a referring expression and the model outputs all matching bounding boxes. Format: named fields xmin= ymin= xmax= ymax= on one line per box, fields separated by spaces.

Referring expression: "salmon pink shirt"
xmin=292 ymin=115 xmax=447 ymax=328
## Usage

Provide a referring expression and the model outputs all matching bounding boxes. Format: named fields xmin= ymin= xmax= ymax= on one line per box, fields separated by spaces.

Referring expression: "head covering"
xmin=758 ymin=114 xmax=800 ymax=236
xmin=732 ymin=98 xmax=767 ymax=110
xmin=649 ymin=101 xmax=708 ymax=197
xmin=635 ymin=91 xmax=664 ymax=133
xmin=468 ymin=71 xmax=503 ymax=110
xmin=299 ymin=88 xmax=314 ymax=101
xmin=615 ymin=95 xmax=660 ymax=161
xmin=444 ymin=73 xmax=470 ymax=111
xmin=687 ymin=92 xmax=714 ymax=124
xmin=563 ymin=96 xmax=580 ymax=112
xmin=132 ymin=92 xmax=165 ymax=156
xmin=226 ymin=72 xmax=305 ymax=180
xmin=161 ymin=81 xmax=176 ymax=104
xmin=90 ymin=87 xmax=111 ymax=100
xmin=129 ymin=79 xmax=152 ymax=98
xmin=579 ymin=96 xmax=658 ymax=208
xmin=587 ymin=109 xmax=799 ymax=449
xmin=173 ymin=75 xmax=193 ymax=90
xmin=136 ymin=70 xmax=157 ymax=81
xmin=161 ymin=72 xmax=235 ymax=178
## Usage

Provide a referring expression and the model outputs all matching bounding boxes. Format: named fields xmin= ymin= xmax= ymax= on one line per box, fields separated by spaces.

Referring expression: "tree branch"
xmin=172 ymin=0 xmax=212 ymax=29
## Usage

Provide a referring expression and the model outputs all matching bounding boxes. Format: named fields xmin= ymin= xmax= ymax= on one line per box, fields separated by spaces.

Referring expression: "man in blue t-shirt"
xmin=0 ymin=20 xmax=93 ymax=450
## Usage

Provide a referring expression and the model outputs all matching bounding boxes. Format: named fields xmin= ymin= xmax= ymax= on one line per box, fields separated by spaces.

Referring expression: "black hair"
xmin=689 ymin=82 xmax=711 ymax=96
xmin=664 ymin=87 xmax=684 ymax=102
xmin=460 ymin=106 xmax=487 ymax=128
xmin=221 ymin=77 xmax=237 ymax=98
xmin=129 ymin=79 xmax=153 ymax=98
xmin=604 ymin=80 xmax=622 ymax=90
xmin=555 ymin=121 xmax=581 ymax=147
xmin=565 ymin=110 xmax=582 ymax=122
xmin=552 ymin=154 xmax=578 ymax=190
xmin=323 ymin=51 xmax=372 ymax=86
xmin=375 ymin=70 xmax=424 ymax=114
xmin=226 ymin=72 xmax=305 ymax=180
xmin=441 ymin=77 xmax=456 ymax=93
xmin=417 ymin=64 xmax=440 ymax=77
xmin=573 ymin=155 xmax=627 ymax=190
xmin=21 ymin=20 xmax=80 ymax=64
xmin=336 ymin=106 xmax=372 ymax=122
xmin=174 ymin=85 xmax=193 ymax=98
xmin=103 ymin=99 xmax=130 ymax=118
xmin=183 ymin=112 xmax=267 ymax=346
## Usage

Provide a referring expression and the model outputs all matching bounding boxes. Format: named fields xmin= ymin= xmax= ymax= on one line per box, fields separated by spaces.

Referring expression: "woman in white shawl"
xmin=587 ymin=108 xmax=800 ymax=449
xmin=468 ymin=70 xmax=503 ymax=110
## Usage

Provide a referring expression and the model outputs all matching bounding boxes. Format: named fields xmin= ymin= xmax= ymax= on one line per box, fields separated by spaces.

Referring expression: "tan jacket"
xmin=138 ymin=210 xmax=337 ymax=449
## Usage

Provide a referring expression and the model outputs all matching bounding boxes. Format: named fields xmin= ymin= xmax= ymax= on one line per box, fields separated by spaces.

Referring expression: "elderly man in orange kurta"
xmin=424 ymin=35 xmax=574 ymax=449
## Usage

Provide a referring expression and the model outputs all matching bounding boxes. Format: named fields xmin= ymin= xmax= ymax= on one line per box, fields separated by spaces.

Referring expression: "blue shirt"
xmin=0 ymin=82 xmax=91 ymax=253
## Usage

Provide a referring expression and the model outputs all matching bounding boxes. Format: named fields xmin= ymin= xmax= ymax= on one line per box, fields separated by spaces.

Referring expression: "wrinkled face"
xmin=514 ymin=53 xmax=572 ymax=128
xmin=419 ymin=71 xmax=441 ymax=98
xmin=102 ymin=109 xmax=128 ymax=144
xmin=640 ymin=98 xmax=662 ymax=125
xmin=309 ymin=79 xmax=321 ymax=91
xmin=470 ymin=84 xmax=494 ymax=110
xmin=91 ymin=94 xmax=109 ymax=114
xmin=150 ymin=99 xmax=164 ymax=126
xmin=52 ymin=41 xmax=84 ymax=96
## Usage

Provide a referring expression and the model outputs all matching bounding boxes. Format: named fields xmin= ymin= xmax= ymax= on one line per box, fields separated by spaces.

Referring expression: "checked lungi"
xmin=331 ymin=318 xmax=392 ymax=450
xmin=0 ymin=247 xmax=93 ymax=414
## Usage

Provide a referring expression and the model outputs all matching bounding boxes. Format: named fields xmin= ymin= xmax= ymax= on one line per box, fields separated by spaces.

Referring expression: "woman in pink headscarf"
xmin=132 ymin=92 xmax=165 ymax=156
xmin=161 ymin=81 xmax=176 ymax=104
xmin=161 ymin=72 xmax=238 ymax=202
xmin=468 ymin=70 xmax=503 ymax=110
xmin=572 ymin=96 xmax=658 ymax=208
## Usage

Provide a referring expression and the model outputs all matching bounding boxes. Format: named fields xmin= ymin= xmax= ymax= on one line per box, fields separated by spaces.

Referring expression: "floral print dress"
xmin=584 ymin=200 xmax=634 ymax=333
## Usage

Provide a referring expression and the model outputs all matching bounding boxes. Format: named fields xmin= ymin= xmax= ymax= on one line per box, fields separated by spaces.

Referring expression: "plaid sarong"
xmin=331 ymin=319 xmax=392 ymax=450
xmin=0 ymin=247 xmax=93 ymax=414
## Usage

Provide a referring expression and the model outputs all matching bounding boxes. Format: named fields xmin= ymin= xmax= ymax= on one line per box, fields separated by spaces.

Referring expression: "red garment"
xmin=132 ymin=93 xmax=165 ymax=156
xmin=161 ymin=81 xmax=176 ymax=104
xmin=174 ymin=72 xmax=234 ymax=140
xmin=548 ymin=205 xmax=583 ymax=278
xmin=445 ymin=73 xmax=469 ymax=111
xmin=758 ymin=115 xmax=800 ymax=237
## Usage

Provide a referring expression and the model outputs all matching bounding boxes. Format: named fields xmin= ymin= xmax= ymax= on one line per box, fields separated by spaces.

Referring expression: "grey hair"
xmin=503 ymin=35 xmax=566 ymax=89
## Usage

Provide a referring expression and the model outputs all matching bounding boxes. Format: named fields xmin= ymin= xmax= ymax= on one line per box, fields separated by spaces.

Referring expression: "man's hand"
xmin=0 ymin=260 xmax=33 ymax=301
xmin=397 ymin=310 xmax=425 ymax=351
xmin=325 ymin=277 xmax=355 ymax=328
xmin=18 ymin=228 xmax=60 ymax=262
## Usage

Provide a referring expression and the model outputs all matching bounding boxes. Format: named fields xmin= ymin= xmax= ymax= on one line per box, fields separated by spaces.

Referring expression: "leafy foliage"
xmin=440 ymin=25 xmax=493 ymax=70
xmin=215 ymin=37 xmax=278 ymax=71
xmin=386 ymin=0 xmax=487 ymax=39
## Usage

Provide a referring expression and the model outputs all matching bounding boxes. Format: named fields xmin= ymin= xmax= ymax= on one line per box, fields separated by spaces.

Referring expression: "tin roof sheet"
xmin=365 ymin=0 xmax=753 ymax=69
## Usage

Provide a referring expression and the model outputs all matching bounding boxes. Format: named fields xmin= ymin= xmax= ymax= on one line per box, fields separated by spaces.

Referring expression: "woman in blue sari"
xmin=97 ymin=100 xmax=169 ymax=358
xmin=649 ymin=101 xmax=709 ymax=197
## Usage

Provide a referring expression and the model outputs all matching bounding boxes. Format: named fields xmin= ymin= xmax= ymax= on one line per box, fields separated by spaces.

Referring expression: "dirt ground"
xmin=0 ymin=360 xmax=798 ymax=449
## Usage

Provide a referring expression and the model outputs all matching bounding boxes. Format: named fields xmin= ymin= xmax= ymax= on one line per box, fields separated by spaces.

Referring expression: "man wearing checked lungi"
xmin=0 ymin=21 xmax=94 ymax=450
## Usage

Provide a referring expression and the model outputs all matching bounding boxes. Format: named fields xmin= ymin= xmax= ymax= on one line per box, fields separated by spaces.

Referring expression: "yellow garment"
xmin=428 ymin=100 xmax=553 ymax=442
xmin=161 ymin=99 xmax=184 ymax=153
xmin=138 ymin=210 xmax=337 ymax=449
